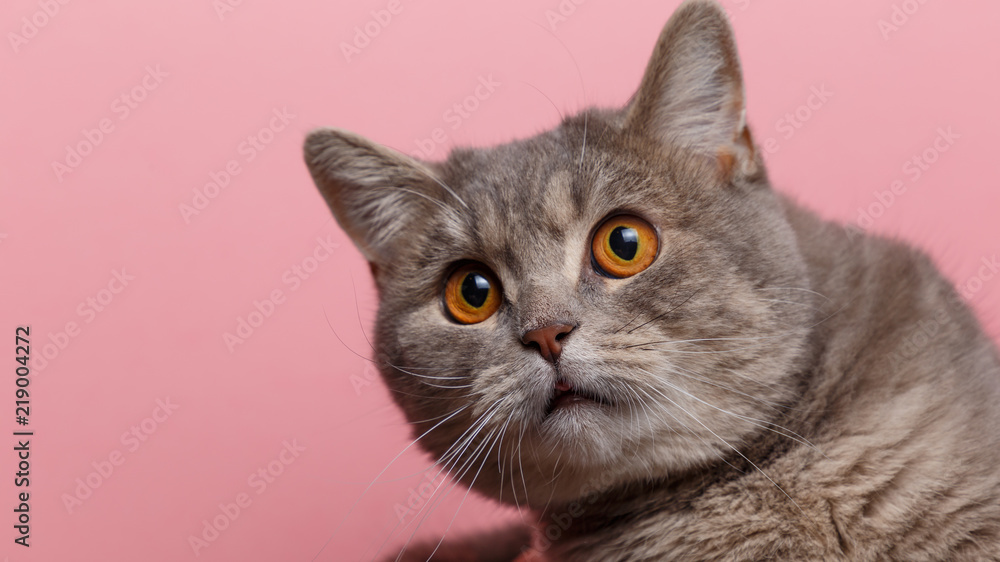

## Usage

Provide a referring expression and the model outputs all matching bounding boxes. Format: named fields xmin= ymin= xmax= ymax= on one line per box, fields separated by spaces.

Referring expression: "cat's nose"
xmin=522 ymin=324 xmax=576 ymax=363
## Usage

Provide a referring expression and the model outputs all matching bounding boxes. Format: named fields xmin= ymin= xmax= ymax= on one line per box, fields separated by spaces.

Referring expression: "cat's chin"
xmin=535 ymin=401 xmax=633 ymax=468
xmin=540 ymin=398 xmax=610 ymax=430
xmin=538 ymin=381 xmax=616 ymax=436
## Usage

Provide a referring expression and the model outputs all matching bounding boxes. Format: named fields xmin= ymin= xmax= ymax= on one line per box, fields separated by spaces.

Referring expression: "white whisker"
xmin=641 ymin=383 xmax=807 ymax=515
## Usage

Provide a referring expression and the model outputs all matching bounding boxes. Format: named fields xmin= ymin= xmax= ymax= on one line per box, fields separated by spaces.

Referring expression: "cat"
xmin=304 ymin=0 xmax=1000 ymax=559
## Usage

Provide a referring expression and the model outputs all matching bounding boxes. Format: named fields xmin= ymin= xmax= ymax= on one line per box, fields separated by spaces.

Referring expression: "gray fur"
xmin=304 ymin=0 xmax=1000 ymax=559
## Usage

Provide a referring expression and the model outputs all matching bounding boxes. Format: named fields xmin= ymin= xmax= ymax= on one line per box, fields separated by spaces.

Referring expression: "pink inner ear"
xmin=715 ymin=125 xmax=759 ymax=180
xmin=716 ymin=147 xmax=737 ymax=178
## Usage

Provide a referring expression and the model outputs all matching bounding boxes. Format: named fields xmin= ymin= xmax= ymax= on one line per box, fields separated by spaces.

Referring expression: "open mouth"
xmin=545 ymin=379 xmax=612 ymax=416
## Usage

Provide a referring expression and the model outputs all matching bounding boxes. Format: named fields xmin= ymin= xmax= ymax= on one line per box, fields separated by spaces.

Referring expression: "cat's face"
xmin=306 ymin=0 xmax=814 ymax=506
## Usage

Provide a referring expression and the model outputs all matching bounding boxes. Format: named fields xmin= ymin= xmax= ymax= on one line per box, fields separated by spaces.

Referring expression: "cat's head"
xmin=305 ymin=0 xmax=814 ymax=506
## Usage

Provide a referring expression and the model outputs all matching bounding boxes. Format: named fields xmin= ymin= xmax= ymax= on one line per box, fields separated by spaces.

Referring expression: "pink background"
xmin=2 ymin=0 xmax=998 ymax=560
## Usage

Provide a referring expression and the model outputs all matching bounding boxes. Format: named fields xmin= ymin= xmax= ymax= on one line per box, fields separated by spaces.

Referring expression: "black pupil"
xmin=461 ymin=272 xmax=491 ymax=308
xmin=609 ymin=226 xmax=639 ymax=261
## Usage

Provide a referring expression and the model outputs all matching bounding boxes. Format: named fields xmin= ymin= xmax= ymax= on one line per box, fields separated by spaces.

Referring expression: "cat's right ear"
xmin=624 ymin=0 xmax=758 ymax=180
xmin=304 ymin=128 xmax=442 ymax=264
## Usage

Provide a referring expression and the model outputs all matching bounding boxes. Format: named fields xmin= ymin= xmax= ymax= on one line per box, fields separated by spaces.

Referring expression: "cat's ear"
xmin=304 ymin=128 xmax=444 ymax=263
xmin=625 ymin=0 xmax=757 ymax=179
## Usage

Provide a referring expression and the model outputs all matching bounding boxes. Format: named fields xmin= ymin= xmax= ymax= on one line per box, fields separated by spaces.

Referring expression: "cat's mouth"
xmin=545 ymin=379 xmax=612 ymax=416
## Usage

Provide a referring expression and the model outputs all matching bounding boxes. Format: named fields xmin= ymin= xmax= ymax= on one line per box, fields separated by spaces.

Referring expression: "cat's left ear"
xmin=625 ymin=0 xmax=758 ymax=180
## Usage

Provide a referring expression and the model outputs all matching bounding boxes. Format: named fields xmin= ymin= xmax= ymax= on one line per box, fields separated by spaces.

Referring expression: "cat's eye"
xmin=591 ymin=215 xmax=659 ymax=278
xmin=444 ymin=263 xmax=502 ymax=324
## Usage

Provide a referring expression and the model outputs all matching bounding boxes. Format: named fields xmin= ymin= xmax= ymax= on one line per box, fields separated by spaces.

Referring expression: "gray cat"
xmin=304 ymin=0 xmax=1000 ymax=560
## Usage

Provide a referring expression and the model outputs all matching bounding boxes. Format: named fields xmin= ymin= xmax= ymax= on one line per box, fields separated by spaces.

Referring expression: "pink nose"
xmin=522 ymin=324 xmax=575 ymax=363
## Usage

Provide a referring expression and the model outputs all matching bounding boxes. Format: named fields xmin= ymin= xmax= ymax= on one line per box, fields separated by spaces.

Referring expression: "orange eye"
xmin=444 ymin=263 xmax=502 ymax=324
xmin=591 ymin=215 xmax=659 ymax=278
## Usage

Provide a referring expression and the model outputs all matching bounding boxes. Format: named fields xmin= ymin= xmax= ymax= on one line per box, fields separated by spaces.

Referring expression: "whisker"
xmin=630 ymin=385 xmax=742 ymax=473
xmin=423 ymin=173 xmax=470 ymax=210
xmin=627 ymin=288 xmax=704 ymax=335
xmin=323 ymin=303 xmax=471 ymax=392
xmin=413 ymin=380 xmax=473 ymax=391
xmin=526 ymin=17 xmax=587 ymax=105
xmin=387 ymin=426 xmax=497 ymax=561
xmin=495 ymin=413 xmax=515 ymax=504
xmin=659 ymin=364 xmax=794 ymax=414
xmin=626 ymin=334 xmax=787 ymax=349
xmin=310 ymin=403 xmax=470 ymax=562
xmin=615 ymin=382 xmax=656 ymax=474
xmin=612 ymin=312 xmax=644 ymax=334
xmin=641 ymin=384 xmax=807 ymax=515
xmin=520 ymin=81 xmax=566 ymax=123
xmin=396 ymin=398 xmax=510 ymax=560
xmin=397 ymin=186 xmax=455 ymax=214
xmin=384 ymin=387 xmax=478 ymax=401
xmin=753 ymin=286 xmax=831 ymax=301
xmin=388 ymin=407 xmax=501 ymax=559
xmin=516 ymin=423 xmax=531 ymax=515
xmin=433 ymin=402 xmax=505 ymax=473
xmin=647 ymin=368 xmax=826 ymax=458
xmin=422 ymin=429 xmax=504 ymax=561
xmin=759 ymin=297 xmax=828 ymax=316
xmin=627 ymin=299 xmax=850 ymax=352
xmin=322 ymin=305 xmax=375 ymax=365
